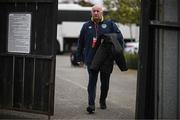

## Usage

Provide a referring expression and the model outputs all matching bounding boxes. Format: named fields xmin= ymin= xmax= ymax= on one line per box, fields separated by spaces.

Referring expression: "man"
xmin=76 ymin=4 xmax=125 ymax=114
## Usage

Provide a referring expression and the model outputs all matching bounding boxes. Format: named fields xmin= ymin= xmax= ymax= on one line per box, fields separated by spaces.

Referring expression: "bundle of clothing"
xmin=90 ymin=33 xmax=128 ymax=72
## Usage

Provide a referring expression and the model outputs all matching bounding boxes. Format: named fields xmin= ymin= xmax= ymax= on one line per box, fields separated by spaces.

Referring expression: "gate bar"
xmin=150 ymin=20 xmax=180 ymax=30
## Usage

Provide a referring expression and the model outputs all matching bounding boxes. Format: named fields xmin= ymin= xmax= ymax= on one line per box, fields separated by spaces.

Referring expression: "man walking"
xmin=76 ymin=4 xmax=125 ymax=114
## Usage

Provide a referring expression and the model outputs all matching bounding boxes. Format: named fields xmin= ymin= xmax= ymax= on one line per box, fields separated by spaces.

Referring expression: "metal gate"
xmin=0 ymin=0 xmax=57 ymax=116
xmin=136 ymin=0 xmax=180 ymax=119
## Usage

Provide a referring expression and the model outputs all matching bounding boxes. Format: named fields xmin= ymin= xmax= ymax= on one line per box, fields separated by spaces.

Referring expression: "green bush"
xmin=124 ymin=53 xmax=138 ymax=69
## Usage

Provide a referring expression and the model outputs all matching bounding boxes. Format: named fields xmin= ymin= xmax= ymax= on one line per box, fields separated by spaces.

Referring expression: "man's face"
xmin=91 ymin=6 xmax=103 ymax=21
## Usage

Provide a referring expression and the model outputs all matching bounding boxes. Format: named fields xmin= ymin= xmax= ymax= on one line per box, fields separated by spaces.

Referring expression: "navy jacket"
xmin=76 ymin=19 xmax=124 ymax=66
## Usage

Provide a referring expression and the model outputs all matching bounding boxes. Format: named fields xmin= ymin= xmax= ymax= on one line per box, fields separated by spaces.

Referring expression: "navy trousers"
xmin=87 ymin=66 xmax=110 ymax=106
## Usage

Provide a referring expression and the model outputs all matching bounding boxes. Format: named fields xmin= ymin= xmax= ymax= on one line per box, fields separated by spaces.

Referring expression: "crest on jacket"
xmin=101 ymin=24 xmax=107 ymax=29
xmin=88 ymin=26 xmax=92 ymax=29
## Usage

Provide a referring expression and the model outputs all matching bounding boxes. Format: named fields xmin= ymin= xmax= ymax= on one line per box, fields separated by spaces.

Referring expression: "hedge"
xmin=124 ymin=53 xmax=138 ymax=70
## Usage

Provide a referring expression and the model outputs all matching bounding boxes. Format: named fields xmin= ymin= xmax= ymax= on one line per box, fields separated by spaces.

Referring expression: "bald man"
xmin=76 ymin=5 xmax=125 ymax=114
xmin=91 ymin=5 xmax=103 ymax=22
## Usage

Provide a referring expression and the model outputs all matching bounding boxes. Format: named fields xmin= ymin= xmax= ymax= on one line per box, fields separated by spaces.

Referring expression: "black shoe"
xmin=100 ymin=102 xmax=107 ymax=109
xmin=86 ymin=106 xmax=95 ymax=114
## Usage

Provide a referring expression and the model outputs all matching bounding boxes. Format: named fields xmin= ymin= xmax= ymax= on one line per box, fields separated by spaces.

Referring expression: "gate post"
xmin=136 ymin=0 xmax=180 ymax=119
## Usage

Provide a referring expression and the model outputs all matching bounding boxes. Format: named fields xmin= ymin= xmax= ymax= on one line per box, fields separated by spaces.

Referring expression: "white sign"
xmin=8 ymin=13 xmax=31 ymax=53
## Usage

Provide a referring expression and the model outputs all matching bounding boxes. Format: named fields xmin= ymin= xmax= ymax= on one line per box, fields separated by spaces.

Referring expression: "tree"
xmin=104 ymin=0 xmax=141 ymax=38
xmin=78 ymin=0 xmax=94 ymax=7
xmin=104 ymin=0 xmax=141 ymax=24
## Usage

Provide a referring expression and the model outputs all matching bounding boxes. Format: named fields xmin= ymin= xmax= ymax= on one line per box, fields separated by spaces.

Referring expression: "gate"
xmin=136 ymin=0 xmax=180 ymax=119
xmin=0 ymin=0 xmax=57 ymax=116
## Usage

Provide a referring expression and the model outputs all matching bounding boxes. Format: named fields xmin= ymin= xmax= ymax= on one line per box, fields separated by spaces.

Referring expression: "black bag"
xmin=91 ymin=33 xmax=128 ymax=71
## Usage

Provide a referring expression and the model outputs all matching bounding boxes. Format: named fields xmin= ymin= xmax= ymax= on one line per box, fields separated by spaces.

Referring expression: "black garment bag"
xmin=91 ymin=33 xmax=128 ymax=72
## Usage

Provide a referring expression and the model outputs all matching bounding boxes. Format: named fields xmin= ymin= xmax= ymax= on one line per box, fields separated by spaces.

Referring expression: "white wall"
xmin=117 ymin=23 xmax=139 ymax=41
xmin=61 ymin=22 xmax=85 ymax=38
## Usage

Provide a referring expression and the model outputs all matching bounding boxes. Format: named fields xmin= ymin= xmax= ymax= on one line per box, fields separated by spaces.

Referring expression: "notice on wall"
xmin=8 ymin=13 xmax=31 ymax=53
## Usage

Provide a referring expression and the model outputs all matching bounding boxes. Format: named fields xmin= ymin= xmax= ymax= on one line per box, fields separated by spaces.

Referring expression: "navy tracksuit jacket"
xmin=76 ymin=19 xmax=125 ymax=73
